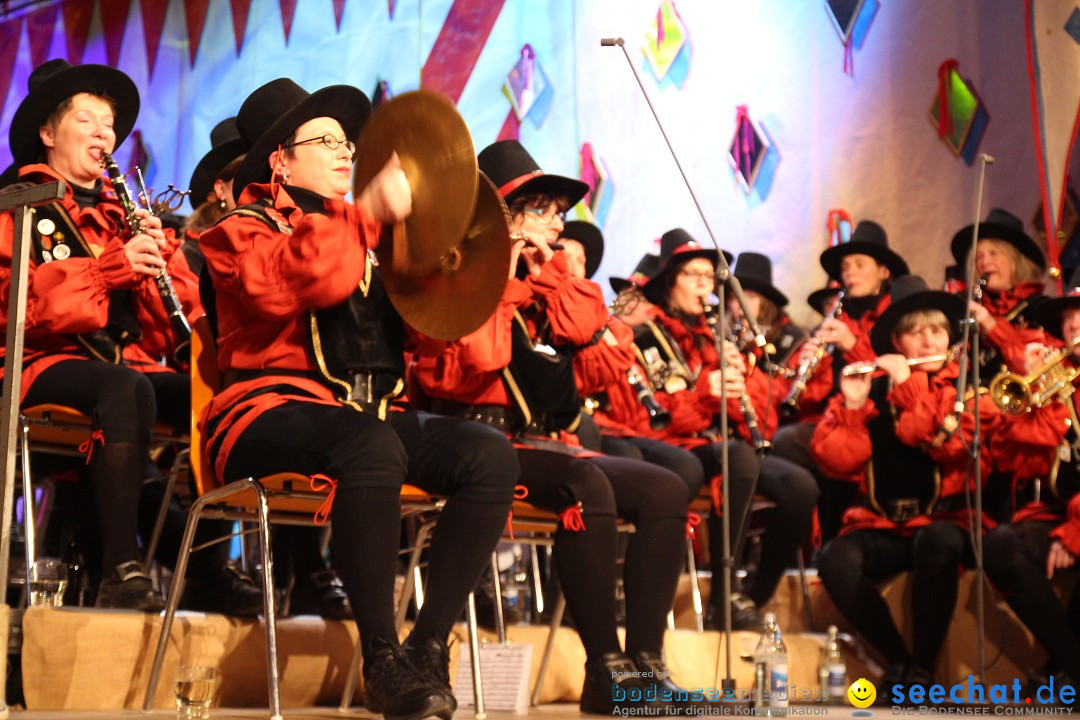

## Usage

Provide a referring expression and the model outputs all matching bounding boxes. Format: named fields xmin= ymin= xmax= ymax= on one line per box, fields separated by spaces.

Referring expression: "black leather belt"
xmin=429 ymin=400 xmax=523 ymax=434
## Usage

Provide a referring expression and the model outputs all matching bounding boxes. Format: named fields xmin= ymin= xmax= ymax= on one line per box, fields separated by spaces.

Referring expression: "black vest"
xmin=502 ymin=309 xmax=582 ymax=435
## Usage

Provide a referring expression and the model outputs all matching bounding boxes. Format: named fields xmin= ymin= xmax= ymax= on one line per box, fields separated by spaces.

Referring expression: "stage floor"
xmin=4 ymin=706 xmax=1073 ymax=719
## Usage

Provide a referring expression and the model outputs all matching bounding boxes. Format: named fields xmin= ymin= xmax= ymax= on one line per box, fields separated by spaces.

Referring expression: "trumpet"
xmin=989 ymin=339 xmax=1080 ymax=415
xmin=841 ymin=350 xmax=957 ymax=377
xmin=780 ymin=290 xmax=844 ymax=418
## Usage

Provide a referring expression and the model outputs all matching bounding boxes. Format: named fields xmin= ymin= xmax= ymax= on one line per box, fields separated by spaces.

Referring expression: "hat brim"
xmin=820 ymin=242 xmax=909 ymax=283
xmin=737 ymin=276 xmax=788 ymax=308
xmin=643 ymin=248 xmax=730 ymax=306
xmin=808 ymin=287 xmax=841 ymax=315
xmin=504 ymin=173 xmax=589 ymax=208
xmin=610 ymin=277 xmax=633 ymax=294
xmin=189 ymin=138 xmax=247 ymax=210
xmin=560 ymin=221 xmax=604 ymax=279
xmin=1034 ymin=295 xmax=1080 ymax=343
xmin=869 ymin=290 xmax=966 ymax=356
xmin=233 ymin=85 xmax=371 ymax=201
xmin=9 ymin=64 xmax=139 ymax=167
xmin=950 ymin=222 xmax=1047 ymax=271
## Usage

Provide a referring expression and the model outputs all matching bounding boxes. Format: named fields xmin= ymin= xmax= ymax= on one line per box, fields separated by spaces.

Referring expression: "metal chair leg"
xmin=254 ymin=485 xmax=284 ymax=720
xmin=797 ymin=548 xmax=815 ymax=632
xmin=530 ymin=592 xmax=565 ymax=707
xmin=687 ymin=536 xmax=704 ymax=632
xmin=395 ymin=519 xmax=435 ymax=630
xmin=145 ymin=447 xmax=188 ymax=577
xmin=466 ymin=591 xmax=485 ymax=718
xmin=338 ymin=629 xmax=366 ymax=712
xmin=489 ymin=552 xmax=506 ymax=645
xmin=530 ymin=545 xmax=545 ymax=615
xmin=142 ymin=489 xmax=206 ymax=710
xmin=19 ymin=419 xmax=34 ymax=589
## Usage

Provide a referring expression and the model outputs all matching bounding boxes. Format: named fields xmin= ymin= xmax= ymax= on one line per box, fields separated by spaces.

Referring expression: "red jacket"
xmin=412 ymin=252 xmax=607 ymax=410
xmin=796 ymin=293 xmax=891 ymax=415
xmin=0 ymin=164 xmax=201 ymax=400
xmin=649 ymin=311 xmax=783 ymax=448
xmin=197 ymin=183 xmax=381 ymax=481
xmin=809 ymin=363 xmax=1031 ymax=535
xmin=981 ymin=282 xmax=1049 ymax=375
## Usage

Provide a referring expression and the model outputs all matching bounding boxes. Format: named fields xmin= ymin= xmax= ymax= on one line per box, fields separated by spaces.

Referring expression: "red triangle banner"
xmin=183 ymin=0 xmax=210 ymax=67
xmin=496 ymin=108 xmax=520 ymax=142
xmin=140 ymin=0 xmax=168 ymax=78
xmin=62 ymin=0 xmax=93 ymax=65
xmin=0 ymin=17 xmax=22 ymax=133
xmin=229 ymin=0 xmax=252 ymax=55
xmin=99 ymin=0 xmax=131 ymax=67
xmin=27 ymin=4 xmax=59 ymax=70
xmin=278 ymin=0 xmax=297 ymax=45
xmin=333 ymin=0 xmax=346 ymax=29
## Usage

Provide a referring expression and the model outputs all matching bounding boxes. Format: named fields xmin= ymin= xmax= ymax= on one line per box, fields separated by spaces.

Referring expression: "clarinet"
xmin=704 ymin=306 xmax=769 ymax=452
xmin=779 ymin=290 xmax=845 ymax=419
xmin=626 ymin=366 xmax=672 ymax=430
xmin=101 ymin=153 xmax=192 ymax=364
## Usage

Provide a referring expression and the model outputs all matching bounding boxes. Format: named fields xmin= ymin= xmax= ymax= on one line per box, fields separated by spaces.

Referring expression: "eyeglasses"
xmin=678 ymin=269 xmax=717 ymax=283
xmin=523 ymin=206 xmax=566 ymax=225
xmin=282 ymin=134 xmax=356 ymax=155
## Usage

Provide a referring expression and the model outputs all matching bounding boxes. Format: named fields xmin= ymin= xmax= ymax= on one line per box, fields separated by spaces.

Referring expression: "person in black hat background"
xmin=199 ymin=79 xmax=519 ymax=719
xmin=810 ymin=275 xmax=1031 ymax=690
xmin=0 ymin=59 xmax=204 ymax=611
xmin=633 ymin=229 xmax=763 ymax=630
xmin=980 ymin=268 xmax=1080 ymax=690
xmin=771 ymin=219 xmax=909 ymax=544
xmin=415 ymin=140 xmax=696 ymax=714
xmin=715 ymin=252 xmax=818 ymax=624
xmin=182 ymin=116 xmax=247 ymax=278
xmin=952 ymin=207 xmax=1051 ymax=382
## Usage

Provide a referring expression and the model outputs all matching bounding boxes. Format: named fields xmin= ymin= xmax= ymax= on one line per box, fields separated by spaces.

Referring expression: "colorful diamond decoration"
xmin=577 ymin=143 xmax=614 ymax=228
xmin=728 ymin=106 xmax=779 ymax=199
xmin=502 ymin=44 xmax=553 ymax=127
xmin=1066 ymin=8 xmax=1080 ymax=45
xmin=642 ymin=1 xmax=691 ymax=89
xmin=929 ymin=62 xmax=991 ymax=166
xmin=825 ymin=0 xmax=880 ymax=74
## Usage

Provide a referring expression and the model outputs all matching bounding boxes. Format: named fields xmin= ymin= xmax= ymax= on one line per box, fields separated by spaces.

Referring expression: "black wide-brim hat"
xmin=949 ymin=207 xmax=1047 ymax=271
xmin=232 ymin=78 xmax=371 ymax=201
xmin=807 ymin=282 xmax=843 ymax=315
xmin=560 ymin=220 xmax=604 ymax=279
xmin=820 ymin=220 xmax=909 ymax=282
xmin=477 ymin=139 xmax=588 ymax=206
xmin=189 ymin=117 xmax=247 ymax=209
xmin=1035 ymin=266 xmax=1080 ymax=341
xmin=733 ymin=251 xmax=787 ymax=307
xmin=611 ymin=253 xmax=662 ymax=294
xmin=9 ymin=59 xmax=139 ymax=167
xmin=643 ymin=228 xmax=731 ymax=306
xmin=869 ymin=275 xmax=966 ymax=356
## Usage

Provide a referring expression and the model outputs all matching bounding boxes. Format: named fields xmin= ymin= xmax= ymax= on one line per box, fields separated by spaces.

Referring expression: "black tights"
xmin=818 ymin=523 xmax=975 ymax=675
xmin=517 ymin=449 xmax=688 ymax=660
xmin=771 ymin=422 xmax=857 ymax=544
xmin=984 ymin=522 xmax=1080 ymax=680
xmin=24 ymin=360 xmax=187 ymax=570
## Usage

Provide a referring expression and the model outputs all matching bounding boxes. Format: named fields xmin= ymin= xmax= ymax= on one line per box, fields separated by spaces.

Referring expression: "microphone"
xmin=600 ymin=37 xmax=624 ymax=46
xmin=981 ymin=153 xmax=995 ymax=164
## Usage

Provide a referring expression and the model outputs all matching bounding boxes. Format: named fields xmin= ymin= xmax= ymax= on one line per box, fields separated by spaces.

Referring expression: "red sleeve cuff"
xmin=94 ymin=240 xmax=137 ymax=290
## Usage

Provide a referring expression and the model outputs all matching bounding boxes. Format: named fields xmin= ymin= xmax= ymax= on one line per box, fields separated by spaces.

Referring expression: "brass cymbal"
xmin=379 ymin=172 xmax=511 ymax=341
xmin=354 ymin=90 xmax=477 ymax=275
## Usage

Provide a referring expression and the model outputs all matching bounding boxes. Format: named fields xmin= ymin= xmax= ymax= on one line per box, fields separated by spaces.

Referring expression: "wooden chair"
xmin=141 ymin=317 xmax=478 ymax=719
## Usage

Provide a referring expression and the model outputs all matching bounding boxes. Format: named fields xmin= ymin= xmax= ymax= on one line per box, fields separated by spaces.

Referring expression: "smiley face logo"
xmin=848 ymin=678 xmax=876 ymax=708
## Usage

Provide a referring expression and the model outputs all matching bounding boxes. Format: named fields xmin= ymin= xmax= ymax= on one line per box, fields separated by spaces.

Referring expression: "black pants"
xmin=818 ymin=522 xmax=975 ymax=675
xmin=599 ymin=434 xmax=706 ymax=498
xmin=516 ymin=448 xmax=688 ymax=661
xmin=23 ymin=359 xmax=188 ymax=571
xmin=738 ymin=454 xmax=818 ymax=607
xmin=771 ymin=421 xmax=857 ymax=544
xmin=224 ymin=403 xmax=514 ymax=660
xmin=984 ymin=521 xmax=1080 ymax=680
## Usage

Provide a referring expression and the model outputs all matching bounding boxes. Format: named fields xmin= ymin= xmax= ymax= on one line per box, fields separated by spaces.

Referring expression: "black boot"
xmin=181 ymin=564 xmax=263 ymax=617
xmin=704 ymin=593 xmax=763 ymax=632
xmin=364 ymin=636 xmax=456 ymax=720
xmin=289 ymin=568 xmax=353 ymax=619
xmin=634 ymin=650 xmax=712 ymax=711
xmin=97 ymin=560 xmax=164 ymax=612
xmin=404 ymin=636 xmax=457 ymax=704
xmin=580 ymin=652 xmax=668 ymax=715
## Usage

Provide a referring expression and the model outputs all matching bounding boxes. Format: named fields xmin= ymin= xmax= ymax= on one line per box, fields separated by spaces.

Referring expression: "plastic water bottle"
xmin=818 ymin=625 xmax=846 ymax=704
xmin=754 ymin=612 xmax=788 ymax=716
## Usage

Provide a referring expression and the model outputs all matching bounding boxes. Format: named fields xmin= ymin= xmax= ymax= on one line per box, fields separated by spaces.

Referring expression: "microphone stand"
xmin=602 ymin=36 xmax=763 ymax=697
xmin=950 ymin=152 xmax=993 ymax=685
